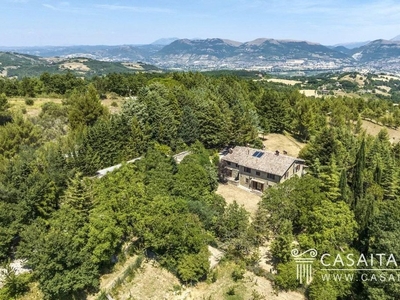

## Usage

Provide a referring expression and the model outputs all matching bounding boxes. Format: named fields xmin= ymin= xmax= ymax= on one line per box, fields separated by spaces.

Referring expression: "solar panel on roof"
xmin=252 ymin=151 xmax=260 ymax=157
xmin=257 ymin=152 xmax=264 ymax=158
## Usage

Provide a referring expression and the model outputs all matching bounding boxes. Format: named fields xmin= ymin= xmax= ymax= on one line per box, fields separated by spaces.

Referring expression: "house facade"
xmin=221 ymin=146 xmax=305 ymax=192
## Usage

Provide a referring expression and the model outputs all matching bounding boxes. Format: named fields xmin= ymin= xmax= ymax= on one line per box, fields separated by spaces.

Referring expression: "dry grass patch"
xmin=376 ymin=74 xmax=400 ymax=81
xmin=340 ymin=74 xmax=365 ymax=86
xmin=101 ymin=98 xmax=124 ymax=114
xmin=60 ymin=61 xmax=90 ymax=72
xmin=299 ymin=89 xmax=317 ymax=97
xmin=261 ymin=133 xmax=306 ymax=157
xmin=362 ymin=120 xmax=400 ymax=143
xmin=9 ymin=97 xmax=63 ymax=117
xmin=101 ymin=259 xmax=180 ymax=300
xmin=266 ymin=78 xmax=301 ymax=85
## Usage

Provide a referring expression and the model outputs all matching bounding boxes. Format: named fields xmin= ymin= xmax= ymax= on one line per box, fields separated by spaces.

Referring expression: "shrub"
xmin=231 ymin=265 xmax=245 ymax=282
xmin=25 ymin=99 xmax=34 ymax=106
xmin=250 ymin=289 xmax=266 ymax=300
xmin=226 ymin=286 xmax=236 ymax=295
xmin=274 ymin=261 xmax=299 ymax=291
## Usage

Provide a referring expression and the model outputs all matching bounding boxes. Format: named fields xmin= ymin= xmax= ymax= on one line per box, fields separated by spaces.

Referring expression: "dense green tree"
xmin=270 ymin=219 xmax=294 ymax=263
xmin=216 ymin=201 xmax=249 ymax=242
xmin=362 ymin=199 xmax=400 ymax=299
xmin=177 ymin=105 xmax=200 ymax=145
xmin=256 ymin=89 xmax=288 ymax=133
xmin=18 ymin=207 xmax=99 ymax=299
xmin=0 ymin=93 xmax=11 ymax=125
xmin=66 ymin=84 xmax=107 ymax=130
xmin=351 ymin=138 xmax=366 ymax=210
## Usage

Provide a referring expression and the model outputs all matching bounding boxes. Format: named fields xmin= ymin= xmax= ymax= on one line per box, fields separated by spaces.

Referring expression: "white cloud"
xmin=42 ymin=3 xmax=57 ymax=10
xmin=96 ymin=4 xmax=174 ymax=14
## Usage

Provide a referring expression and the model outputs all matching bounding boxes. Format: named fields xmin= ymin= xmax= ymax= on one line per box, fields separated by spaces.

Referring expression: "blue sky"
xmin=2 ymin=0 xmax=399 ymax=46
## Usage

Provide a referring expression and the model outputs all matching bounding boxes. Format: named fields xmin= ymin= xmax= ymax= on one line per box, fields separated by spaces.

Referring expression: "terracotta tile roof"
xmin=221 ymin=146 xmax=304 ymax=176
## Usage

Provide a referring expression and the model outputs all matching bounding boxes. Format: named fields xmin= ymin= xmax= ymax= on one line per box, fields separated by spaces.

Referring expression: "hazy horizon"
xmin=2 ymin=0 xmax=399 ymax=47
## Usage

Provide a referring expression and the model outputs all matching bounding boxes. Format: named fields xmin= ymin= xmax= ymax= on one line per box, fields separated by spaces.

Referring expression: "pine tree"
xmin=67 ymin=84 xmax=107 ymax=130
xmin=319 ymin=157 xmax=341 ymax=201
xmin=339 ymin=168 xmax=350 ymax=203
xmin=351 ymin=138 xmax=365 ymax=210
xmin=62 ymin=172 xmax=93 ymax=216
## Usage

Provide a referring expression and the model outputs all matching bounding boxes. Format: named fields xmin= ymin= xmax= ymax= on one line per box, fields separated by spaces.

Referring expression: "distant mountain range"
xmin=1 ymin=36 xmax=400 ymax=74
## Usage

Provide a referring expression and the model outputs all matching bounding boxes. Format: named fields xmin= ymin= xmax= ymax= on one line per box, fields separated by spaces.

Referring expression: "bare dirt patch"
xmin=261 ymin=133 xmax=306 ymax=157
xmin=216 ymin=184 xmax=261 ymax=216
xmin=362 ymin=120 xmax=400 ymax=143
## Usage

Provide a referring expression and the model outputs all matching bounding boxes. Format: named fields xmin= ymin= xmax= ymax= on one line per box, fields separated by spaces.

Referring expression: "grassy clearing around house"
xmin=261 ymin=133 xmax=306 ymax=157
xmin=216 ymin=184 xmax=261 ymax=217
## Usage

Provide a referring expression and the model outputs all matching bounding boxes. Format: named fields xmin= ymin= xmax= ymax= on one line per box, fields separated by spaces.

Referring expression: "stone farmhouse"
xmin=221 ymin=146 xmax=306 ymax=192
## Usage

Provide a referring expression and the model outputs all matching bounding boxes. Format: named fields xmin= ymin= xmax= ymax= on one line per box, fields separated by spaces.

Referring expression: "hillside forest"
xmin=1 ymin=71 xmax=400 ymax=300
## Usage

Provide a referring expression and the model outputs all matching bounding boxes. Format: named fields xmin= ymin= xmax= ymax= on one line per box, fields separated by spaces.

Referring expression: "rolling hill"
xmin=0 ymin=52 xmax=160 ymax=78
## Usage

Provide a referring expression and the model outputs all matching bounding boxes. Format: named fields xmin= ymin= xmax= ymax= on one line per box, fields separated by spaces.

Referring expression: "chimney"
xmin=228 ymin=148 xmax=233 ymax=154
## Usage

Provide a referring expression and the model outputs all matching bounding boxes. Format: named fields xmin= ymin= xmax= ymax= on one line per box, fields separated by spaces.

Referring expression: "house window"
xmin=256 ymin=171 xmax=261 ymax=176
xmin=252 ymin=181 xmax=264 ymax=191
xmin=235 ymin=163 xmax=239 ymax=167
xmin=245 ymin=178 xmax=249 ymax=184
xmin=244 ymin=167 xmax=251 ymax=173
xmin=267 ymin=173 xmax=275 ymax=180
xmin=226 ymin=161 xmax=231 ymax=166
xmin=296 ymin=165 xmax=301 ymax=172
